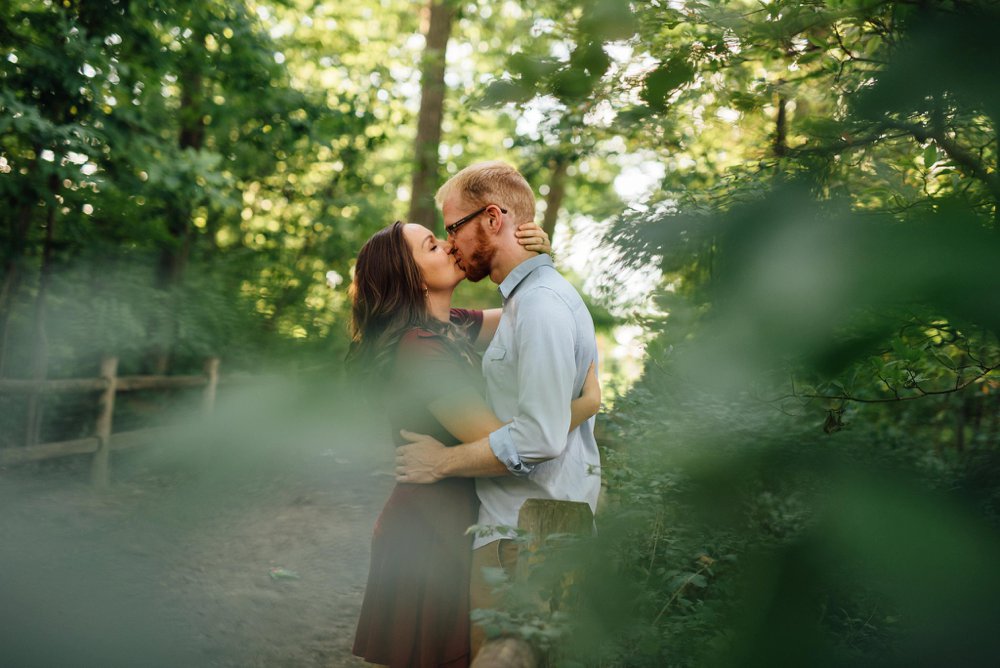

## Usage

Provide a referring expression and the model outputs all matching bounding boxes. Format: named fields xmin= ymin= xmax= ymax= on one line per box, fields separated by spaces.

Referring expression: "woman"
xmin=348 ymin=220 xmax=600 ymax=667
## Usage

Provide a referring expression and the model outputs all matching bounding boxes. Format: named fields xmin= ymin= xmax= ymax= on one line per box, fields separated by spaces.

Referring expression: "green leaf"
xmin=573 ymin=42 xmax=611 ymax=79
xmin=641 ymin=58 xmax=695 ymax=112
xmin=923 ymin=143 xmax=937 ymax=168
xmin=552 ymin=68 xmax=594 ymax=102
xmin=579 ymin=0 xmax=638 ymax=42
xmin=480 ymin=79 xmax=535 ymax=107
xmin=508 ymin=54 xmax=560 ymax=84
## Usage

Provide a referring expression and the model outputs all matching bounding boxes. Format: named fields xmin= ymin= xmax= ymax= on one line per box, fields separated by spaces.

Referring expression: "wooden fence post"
xmin=515 ymin=499 xmax=594 ymax=583
xmin=202 ymin=357 xmax=220 ymax=415
xmin=25 ymin=374 xmax=44 ymax=447
xmin=90 ymin=355 xmax=118 ymax=488
xmin=472 ymin=499 xmax=595 ymax=668
xmin=24 ymin=391 xmax=42 ymax=447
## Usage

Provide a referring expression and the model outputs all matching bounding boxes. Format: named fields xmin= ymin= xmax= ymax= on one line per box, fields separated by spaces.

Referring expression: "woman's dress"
xmin=352 ymin=309 xmax=484 ymax=668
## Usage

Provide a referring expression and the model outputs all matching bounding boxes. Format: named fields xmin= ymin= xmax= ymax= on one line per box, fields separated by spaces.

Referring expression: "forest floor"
xmin=0 ymin=446 xmax=394 ymax=667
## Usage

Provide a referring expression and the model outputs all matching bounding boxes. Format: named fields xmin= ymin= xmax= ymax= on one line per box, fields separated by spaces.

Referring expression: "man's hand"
xmin=395 ymin=430 xmax=448 ymax=483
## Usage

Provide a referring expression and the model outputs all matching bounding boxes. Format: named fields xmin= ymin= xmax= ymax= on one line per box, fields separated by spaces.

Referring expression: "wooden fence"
xmin=0 ymin=356 xmax=220 ymax=487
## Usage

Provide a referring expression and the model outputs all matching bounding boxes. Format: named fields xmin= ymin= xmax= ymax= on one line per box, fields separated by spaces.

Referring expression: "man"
xmin=395 ymin=160 xmax=601 ymax=655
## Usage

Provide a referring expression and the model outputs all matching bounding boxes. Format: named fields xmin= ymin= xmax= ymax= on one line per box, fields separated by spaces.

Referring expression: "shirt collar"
xmin=497 ymin=254 xmax=553 ymax=301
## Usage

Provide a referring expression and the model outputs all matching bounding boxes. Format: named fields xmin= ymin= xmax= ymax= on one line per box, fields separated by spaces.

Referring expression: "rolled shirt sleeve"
xmin=487 ymin=287 xmax=577 ymax=476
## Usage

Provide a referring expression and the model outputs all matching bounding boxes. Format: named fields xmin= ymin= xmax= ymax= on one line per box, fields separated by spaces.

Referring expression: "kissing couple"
xmin=348 ymin=161 xmax=601 ymax=667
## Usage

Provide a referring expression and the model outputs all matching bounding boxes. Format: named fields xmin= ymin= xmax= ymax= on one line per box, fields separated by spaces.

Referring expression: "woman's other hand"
xmin=515 ymin=222 xmax=552 ymax=255
xmin=395 ymin=430 xmax=447 ymax=483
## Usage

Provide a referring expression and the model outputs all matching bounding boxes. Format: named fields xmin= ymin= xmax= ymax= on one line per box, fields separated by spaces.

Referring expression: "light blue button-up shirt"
xmin=475 ymin=254 xmax=601 ymax=548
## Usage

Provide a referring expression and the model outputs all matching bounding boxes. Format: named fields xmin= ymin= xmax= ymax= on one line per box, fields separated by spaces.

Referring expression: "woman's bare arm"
xmin=428 ymin=361 xmax=599 ymax=445
xmin=569 ymin=362 xmax=601 ymax=430
xmin=474 ymin=309 xmax=502 ymax=350
xmin=428 ymin=392 xmax=506 ymax=443
xmin=401 ymin=362 xmax=601 ymax=483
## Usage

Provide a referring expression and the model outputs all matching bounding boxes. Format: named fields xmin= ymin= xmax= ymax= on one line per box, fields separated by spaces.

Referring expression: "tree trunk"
xmin=774 ymin=93 xmax=788 ymax=158
xmin=955 ymin=394 xmax=966 ymax=453
xmin=24 ymin=175 xmax=59 ymax=445
xmin=150 ymin=53 xmax=204 ymax=374
xmin=987 ymin=392 xmax=1000 ymax=446
xmin=541 ymin=155 xmax=569 ymax=242
xmin=408 ymin=0 xmax=457 ymax=229
xmin=994 ymin=115 xmax=999 ymax=227
xmin=0 ymin=202 xmax=34 ymax=376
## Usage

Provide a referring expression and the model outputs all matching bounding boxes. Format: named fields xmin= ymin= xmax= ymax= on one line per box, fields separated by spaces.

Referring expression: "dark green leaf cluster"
xmin=0 ymin=0 xmax=382 ymax=386
xmin=484 ymin=1 xmax=1000 ymax=664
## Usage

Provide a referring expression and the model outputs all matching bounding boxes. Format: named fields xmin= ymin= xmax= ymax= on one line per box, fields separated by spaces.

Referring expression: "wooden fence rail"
xmin=0 ymin=356 xmax=220 ymax=487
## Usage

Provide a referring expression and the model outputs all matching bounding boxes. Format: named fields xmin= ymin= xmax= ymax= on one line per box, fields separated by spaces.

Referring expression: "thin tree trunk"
xmin=955 ymin=395 xmax=966 ymax=453
xmin=0 ymin=202 xmax=34 ymax=376
xmin=541 ymin=155 xmax=569 ymax=242
xmin=150 ymin=53 xmax=204 ymax=374
xmin=774 ymin=93 xmax=788 ymax=158
xmin=994 ymin=115 xmax=999 ymax=227
xmin=24 ymin=175 xmax=59 ymax=446
xmin=987 ymin=393 xmax=1000 ymax=446
xmin=408 ymin=0 xmax=457 ymax=229
xmin=970 ymin=392 xmax=985 ymax=449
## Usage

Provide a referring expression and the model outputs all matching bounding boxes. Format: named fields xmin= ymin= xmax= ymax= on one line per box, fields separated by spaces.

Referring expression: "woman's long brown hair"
xmin=347 ymin=222 xmax=427 ymax=375
xmin=348 ymin=220 xmax=480 ymax=381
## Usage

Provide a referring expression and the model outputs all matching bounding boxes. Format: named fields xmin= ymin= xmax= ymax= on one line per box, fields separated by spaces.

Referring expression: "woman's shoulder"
xmin=449 ymin=308 xmax=484 ymax=342
xmin=399 ymin=312 xmax=479 ymax=347
xmin=397 ymin=327 xmax=449 ymax=357
xmin=449 ymin=308 xmax=483 ymax=327
xmin=393 ymin=327 xmax=469 ymax=383
xmin=399 ymin=326 xmax=442 ymax=343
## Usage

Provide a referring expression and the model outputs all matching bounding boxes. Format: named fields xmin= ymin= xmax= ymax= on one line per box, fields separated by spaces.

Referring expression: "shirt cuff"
xmin=489 ymin=426 xmax=535 ymax=477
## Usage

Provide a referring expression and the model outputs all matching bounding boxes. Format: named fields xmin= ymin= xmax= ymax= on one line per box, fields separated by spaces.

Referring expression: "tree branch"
xmin=882 ymin=119 xmax=1000 ymax=202
xmin=792 ymin=365 xmax=996 ymax=405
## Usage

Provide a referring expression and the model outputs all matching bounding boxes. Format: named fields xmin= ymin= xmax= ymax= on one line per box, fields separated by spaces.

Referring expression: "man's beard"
xmin=462 ymin=224 xmax=495 ymax=283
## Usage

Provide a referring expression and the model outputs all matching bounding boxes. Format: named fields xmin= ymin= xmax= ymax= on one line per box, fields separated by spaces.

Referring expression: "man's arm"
xmin=396 ymin=362 xmax=597 ymax=483
xmin=395 ymin=431 xmax=507 ymax=483
xmin=487 ymin=287 xmax=577 ymax=474
xmin=396 ymin=288 xmax=578 ymax=483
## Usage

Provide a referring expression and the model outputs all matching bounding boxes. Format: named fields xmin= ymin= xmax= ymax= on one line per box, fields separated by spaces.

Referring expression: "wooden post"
xmin=515 ymin=499 xmax=594 ymax=583
xmin=202 ymin=356 xmax=220 ymax=415
xmin=24 ymin=387 xmax=43 ymax=446
xmin=90 ymin=355 xmax=118 ymax=488
xmin=24 ymin=357 xmax=46 ymax=446
xmin=472 ymin=499 xmax=595 ymax=668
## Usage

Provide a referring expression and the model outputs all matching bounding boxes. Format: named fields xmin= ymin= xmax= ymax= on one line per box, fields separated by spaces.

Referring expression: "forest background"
xmin=3 ymin=0 xmax=1000 ymax=665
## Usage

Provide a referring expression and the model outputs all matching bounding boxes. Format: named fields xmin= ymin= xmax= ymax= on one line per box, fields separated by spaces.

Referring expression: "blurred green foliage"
xmin=476 ymin=0 xmax=1000 ymax=665
xmin=3 ymin=0 xmax=1000 ymax=664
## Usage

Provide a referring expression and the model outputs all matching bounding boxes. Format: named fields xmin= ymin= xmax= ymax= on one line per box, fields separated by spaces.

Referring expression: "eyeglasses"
xmin=445 ymin=205 xmax=507 ymax=237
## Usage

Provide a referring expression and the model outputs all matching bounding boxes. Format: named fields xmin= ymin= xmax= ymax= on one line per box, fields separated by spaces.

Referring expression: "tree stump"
xmin=472 ymin=637 xmax=537 ymax=668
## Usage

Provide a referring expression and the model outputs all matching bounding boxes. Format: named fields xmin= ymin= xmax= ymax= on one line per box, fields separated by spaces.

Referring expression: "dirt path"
xmin=0 ymin=449 xmax=394 ymax=667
